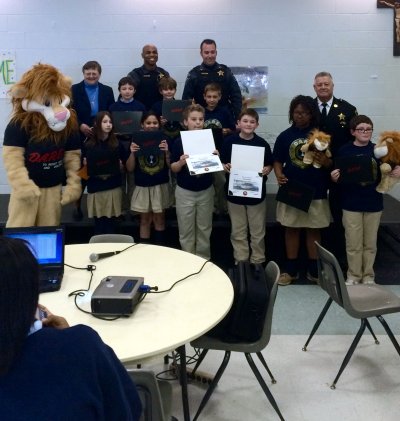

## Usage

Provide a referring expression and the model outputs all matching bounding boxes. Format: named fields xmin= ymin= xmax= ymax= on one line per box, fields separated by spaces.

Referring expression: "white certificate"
xmin=228 ymin=144 xmax=265 ymax=198
xmin=231 ymin=144 xmax=264 ymax=171
xmin=181 ymin=129 xmax=224 ymax=175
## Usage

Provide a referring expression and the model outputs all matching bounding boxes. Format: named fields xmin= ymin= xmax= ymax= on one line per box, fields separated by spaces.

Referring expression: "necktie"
xmin=321 ymin=103 xmax=327 ymax=120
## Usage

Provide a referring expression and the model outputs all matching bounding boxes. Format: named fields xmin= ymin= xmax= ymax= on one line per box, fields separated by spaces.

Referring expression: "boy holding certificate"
xmin=150 ymin=77 xmax=184 ymax=142
xmin=170 ymin=104 xmax=215 ymax=260
xmin=220 ymin=109 xmax=273 ymax=265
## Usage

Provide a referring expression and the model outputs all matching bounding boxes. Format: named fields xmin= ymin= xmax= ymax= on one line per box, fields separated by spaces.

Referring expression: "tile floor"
xmin=143 ymin=285 xmax=400 ymax=421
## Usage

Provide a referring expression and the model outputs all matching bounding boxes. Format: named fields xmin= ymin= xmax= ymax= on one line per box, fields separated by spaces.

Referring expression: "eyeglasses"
xmin=355 ymin=128 xmax=373 ymax=133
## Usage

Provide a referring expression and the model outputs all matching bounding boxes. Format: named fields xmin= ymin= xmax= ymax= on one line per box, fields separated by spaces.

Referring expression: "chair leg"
xmin=191 ymin=348 xmax=209 ymax=376
xmin=302 ymin=297 xmax=333 ymax=351
xmin=193 ymin=351 xmax=231 ymax=421
xmin=365 ymin=319 xmax=380 ymax=345
xmin=256 ymin=351 xmax=276 ymax=384
xmin=331 ymin=319 xmax=367 ymax=389
xmin=376 ymin=315 xmax=400 ymax=356
xmin=245 ymin=353 xmax=285 ymax=421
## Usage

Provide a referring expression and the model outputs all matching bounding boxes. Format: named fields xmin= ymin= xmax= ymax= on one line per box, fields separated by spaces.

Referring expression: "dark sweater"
xmin=335 ymin=141 xmax=383 ymax=212
xmin=0 ymin=325 xmax=141 ymax=421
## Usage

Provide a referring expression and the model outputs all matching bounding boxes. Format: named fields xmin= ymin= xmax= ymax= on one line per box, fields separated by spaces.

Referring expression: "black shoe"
xmin=72 ymin=207 xmax=83 ymax=221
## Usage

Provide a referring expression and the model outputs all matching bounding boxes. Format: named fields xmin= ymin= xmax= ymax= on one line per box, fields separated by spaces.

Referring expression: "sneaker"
xmin=306 ymin=272 xmax=319 ymax=284
xmin=362 ymin=279 xmax=375 ymax=285
xmin=345 ymin=279 xmax=360 ymax=286
xmin=278 ymin=273 xmax=298 ymax=286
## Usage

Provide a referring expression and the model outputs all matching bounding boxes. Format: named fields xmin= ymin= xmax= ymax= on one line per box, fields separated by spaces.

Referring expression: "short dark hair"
xmin=204 ymin=83 xmax=222 ymax=94
xmin=141 ymin=110 xmax=161 ymax=126
xmin=118 ymin=76 xmax=137 ymax=90
xmin=82 ymin=60 xmax=102 ymax=74
xmin=200 ymin=39 xmax=217 ymax=50
xmin=158 ymin=76 xmax=177 ymax=91
xmin=238 ymin=108 xmax=259 ymax=123
xmin=183 ymin=103 xmax=205 ymax=120
xmin=349 ymin=114 xmax=373 ymax=130
xmin=289 ymin=95 xmax=320 ymax=127
xmin=0 ymin=237 xmax=39 ymax=375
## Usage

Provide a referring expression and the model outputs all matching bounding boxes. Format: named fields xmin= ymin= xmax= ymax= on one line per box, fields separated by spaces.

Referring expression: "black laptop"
xmin=3 ymin=226 xmax=65 ymax=293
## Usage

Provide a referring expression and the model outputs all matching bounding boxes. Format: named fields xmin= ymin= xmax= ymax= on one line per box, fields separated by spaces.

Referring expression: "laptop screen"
xmin=3 ymin=227 xmax=64 ymax=266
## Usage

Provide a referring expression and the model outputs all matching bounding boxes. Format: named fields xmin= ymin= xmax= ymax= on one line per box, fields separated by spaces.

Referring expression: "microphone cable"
xmin=67 ymin=262 xmax=122 ymax=321
xmin=147 ymin=259 xmax=212 ymax=294
xmin=88 ymin=242 xmax=139 ymax=262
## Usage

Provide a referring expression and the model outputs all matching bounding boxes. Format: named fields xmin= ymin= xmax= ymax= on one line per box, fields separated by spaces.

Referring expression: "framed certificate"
xmin=162 ymin=100 xmax=191 ymax=121
xmin=276 ymin=179 xmax=315 ymax=212
xmin=112 ymin=111 xmax=142 ymax=135
xmin=335 ymin=155 xmax=374 ymax=184
xmin=131 ymin=130 xmax=164 ymax=158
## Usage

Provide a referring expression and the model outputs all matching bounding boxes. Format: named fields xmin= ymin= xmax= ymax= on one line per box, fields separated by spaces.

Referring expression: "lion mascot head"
xmin=9 ymin=63 xmax=78 ymax=143
xmin=374 ymin=131 xmax=400 ymax=193
xmin=300 ymin=129 xmax=332 ymax=168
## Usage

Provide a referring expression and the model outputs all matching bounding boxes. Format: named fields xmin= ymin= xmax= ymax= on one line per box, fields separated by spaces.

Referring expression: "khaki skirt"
xmin=87 ymin=187 xmax=122 ymax=218
xmin=276 ymin=199 xmax=331 ymax=228
xmin=130 ymin=183 xmax=171 ymax=213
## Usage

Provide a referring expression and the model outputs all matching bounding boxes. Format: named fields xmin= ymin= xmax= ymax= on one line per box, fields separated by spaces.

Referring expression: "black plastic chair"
xmin=303 ymin=242 xmax=400 ymax=389
xmin=189 ymin=261 xmax=284 ymax=421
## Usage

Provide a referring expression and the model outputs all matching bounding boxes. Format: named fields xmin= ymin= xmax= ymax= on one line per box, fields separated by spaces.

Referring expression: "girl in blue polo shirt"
xmin=126 ymin=111 xmax=170 ymax=245
xmin=273 ymin=95 xmax=331 ymax=286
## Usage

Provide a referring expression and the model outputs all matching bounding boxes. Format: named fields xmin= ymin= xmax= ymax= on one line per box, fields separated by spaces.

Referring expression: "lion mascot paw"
xmin=300 ymin=129 xmax=332 ymax=168
xmin=374 ymin=131 xmax=400 ymax=193
xmin=2 ymin=63 xmax=81 ymax=227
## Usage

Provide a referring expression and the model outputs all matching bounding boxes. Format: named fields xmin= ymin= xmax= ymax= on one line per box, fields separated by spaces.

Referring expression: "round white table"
xmin=41 ymin=243 xmax=234 ymax=363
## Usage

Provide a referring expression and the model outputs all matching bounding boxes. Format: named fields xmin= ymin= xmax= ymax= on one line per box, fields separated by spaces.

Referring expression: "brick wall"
xmin=1 ymin=0 xmax=399 ymax=196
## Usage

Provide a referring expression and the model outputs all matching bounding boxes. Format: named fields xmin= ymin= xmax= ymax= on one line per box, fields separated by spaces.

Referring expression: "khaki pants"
xmin=342 ymin=210 xmax=382 ymax=283
xmin=7 ymin=185 xmax=62 ymax=227
xmin=175 ymin=185 xmax=214 ymax=260
xmin=227 ymin=198 xmax=267 ymax=264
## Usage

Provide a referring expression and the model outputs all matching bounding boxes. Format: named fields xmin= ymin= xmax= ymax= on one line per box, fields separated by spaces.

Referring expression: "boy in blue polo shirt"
xmin=221 ymin=108 xmax=273 ymax=265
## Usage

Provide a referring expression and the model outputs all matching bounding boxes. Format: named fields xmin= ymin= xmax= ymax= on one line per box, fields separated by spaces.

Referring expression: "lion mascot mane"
xmin=374 ymin=131 xmax=400 ymax=193
xmin=2 ymin=63 xmax=81 ymax=227
xmin=300 ymin=129 xmax=332 ymax=168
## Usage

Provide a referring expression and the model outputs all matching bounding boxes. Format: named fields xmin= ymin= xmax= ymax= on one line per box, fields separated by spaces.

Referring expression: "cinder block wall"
xmin=1 ymin=0 xmax=400 ymax=197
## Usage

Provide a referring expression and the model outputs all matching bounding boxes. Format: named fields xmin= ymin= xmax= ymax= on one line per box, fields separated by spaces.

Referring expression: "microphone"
xmin=89 ymin=250 xmax=122 ymax=262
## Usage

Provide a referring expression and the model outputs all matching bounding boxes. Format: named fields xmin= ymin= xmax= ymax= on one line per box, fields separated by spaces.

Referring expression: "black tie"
xmin=321 ymin=103 xmax=327 ymax=120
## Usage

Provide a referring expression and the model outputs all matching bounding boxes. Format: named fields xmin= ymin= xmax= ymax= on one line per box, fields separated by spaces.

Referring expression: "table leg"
xmin=176 ymin=344 xmax=190 ymax=421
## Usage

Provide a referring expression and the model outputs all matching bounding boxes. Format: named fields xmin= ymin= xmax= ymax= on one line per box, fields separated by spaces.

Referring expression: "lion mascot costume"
xmin=300 ymin=129 xmax=332 ymax=168
xmin=374 ymin=131 xmax=400 ymax=193
xmin=2 ymin=63 xmax=82 ymax=227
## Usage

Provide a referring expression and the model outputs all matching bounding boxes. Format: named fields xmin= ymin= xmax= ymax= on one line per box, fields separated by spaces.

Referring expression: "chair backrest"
xmin=315 ymin=242 xmax=352 ymax=311
xmin=127 ymin=369 xmax=167 ymax=421
xmin=257 ymin=261 xmax=280 ymax=349
xmin=89 ymin=234 xmax=134 ymax=244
